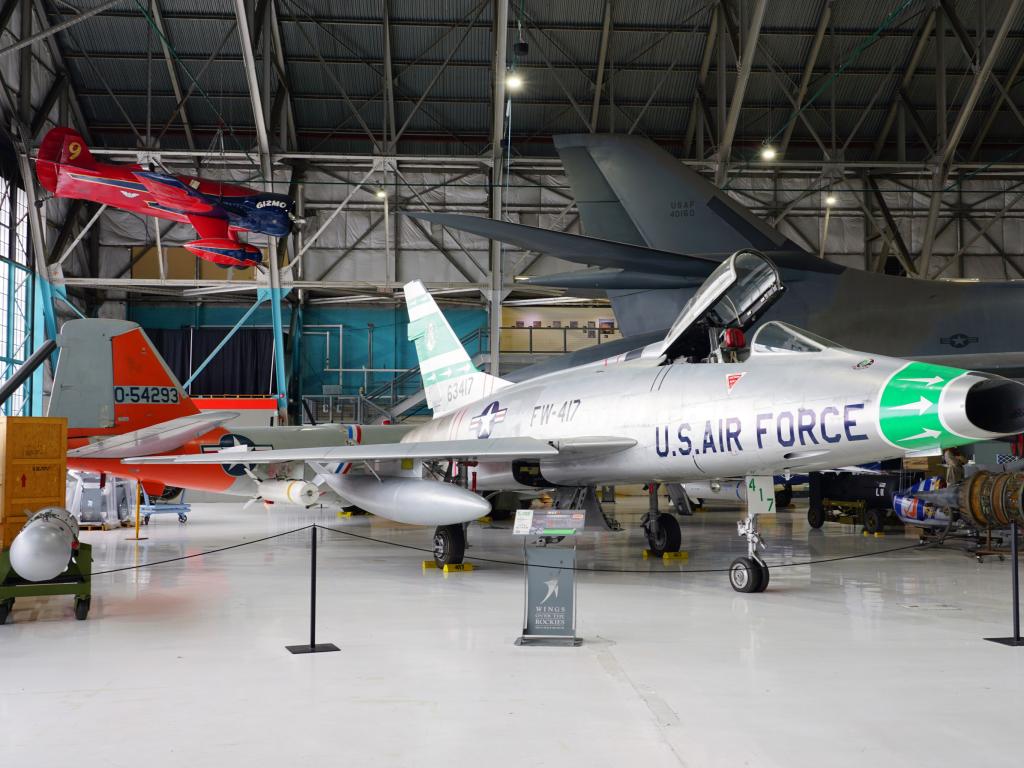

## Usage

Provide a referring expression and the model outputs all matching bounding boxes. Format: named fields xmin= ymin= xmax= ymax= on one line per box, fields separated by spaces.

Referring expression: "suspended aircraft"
xmin=410 ymin=133 xmax=1024 ymax=379
xmin=125 ymin=250 xmax=1024 ymax=592
xmin=35 ymin=126 xmax=295 ymax=268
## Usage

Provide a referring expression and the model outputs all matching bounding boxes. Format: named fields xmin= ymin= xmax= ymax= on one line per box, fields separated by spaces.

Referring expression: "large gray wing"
xmin=406 ymin=211 xmax=721 ymax=277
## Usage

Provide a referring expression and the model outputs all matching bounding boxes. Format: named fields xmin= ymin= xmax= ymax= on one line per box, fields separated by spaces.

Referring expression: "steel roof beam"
xmin=943 ymin=0 xmax=1024 ymax=136
xmin=232 ymin=0 xmax=270 ymax=159
xmin=589 ymin=0 xmax=612 ymax=132
xmin=58 ymin=49 xmax=1022 ymax=80
xmin=918 ymin=0 xmax=1023 ymax=277
xmin=780 ymin=1 xmax=830 ymax=157
xmin=969 ymin=43 xmax=1024 ymax=160
xmin=0 ymin=0 xmax=121 ymax=59
xmin=715 ymin=0 xmax=767 ymax=184
xmin=393 ymin=0 xmax=488 ymax=146
xmin=528 ymin=27 xmax=590 ymax=130
xmin=269 ymin=1 xmax=296 ymax=149
xmin=683 ymin=6 xmax=717 ymax=158
xmin=34 ymin=8 xmax=1011 ymax=38
xmin=871 ymin=9 xmax=935 ymax=160
xmin=30 ymin=0 xmax=91 ymax=142
xmin=29 ymin=69 xmax=64 ymax=138
xmin=148 ymin=0 xmax=194 ymax=152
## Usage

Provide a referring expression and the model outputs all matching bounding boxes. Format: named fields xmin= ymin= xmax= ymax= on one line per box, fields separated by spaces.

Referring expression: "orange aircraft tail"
xmin=50 ymin=319 xmax=199 ymax=438
xmin=36 ymin=127 xmax=97 ymax=193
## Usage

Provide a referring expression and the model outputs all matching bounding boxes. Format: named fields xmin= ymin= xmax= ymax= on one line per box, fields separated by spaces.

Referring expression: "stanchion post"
xmin=987 ymin=520 xmax=1023 ymax=646
xmin=310 ymin=524 xmax=317 ymax=648
xmin=1013 ymin=520 xmax=1020 ymax=643
xmin=286 ymin=525 xmax=339 ymax=655
xmin=127 ymin=479 xmax=147 ymax=541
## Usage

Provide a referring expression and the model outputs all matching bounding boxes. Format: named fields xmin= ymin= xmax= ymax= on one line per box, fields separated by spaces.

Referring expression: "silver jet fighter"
xmin=130 ymin=251 xmax=1024 ymax=591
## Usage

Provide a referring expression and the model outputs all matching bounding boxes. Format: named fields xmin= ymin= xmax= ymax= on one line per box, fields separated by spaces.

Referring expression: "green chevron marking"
xmin=878 ymin=361 xmax=968 ymax=450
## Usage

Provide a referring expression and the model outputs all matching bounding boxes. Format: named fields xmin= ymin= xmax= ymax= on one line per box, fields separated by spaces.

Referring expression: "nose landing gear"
xmin=730 ymin=476 xmax=773 ymax=593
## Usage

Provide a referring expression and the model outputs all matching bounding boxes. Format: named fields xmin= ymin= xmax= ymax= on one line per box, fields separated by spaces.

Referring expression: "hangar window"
xmin=750 ymin=321 xmax=839 ymax=355
xmin=0 ymin=176 xmax=33 ymax=415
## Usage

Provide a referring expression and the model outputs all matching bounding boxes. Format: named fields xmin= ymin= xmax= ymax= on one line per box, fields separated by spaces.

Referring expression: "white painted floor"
xmin=2 ymin=498 xmax=1023 ymax=768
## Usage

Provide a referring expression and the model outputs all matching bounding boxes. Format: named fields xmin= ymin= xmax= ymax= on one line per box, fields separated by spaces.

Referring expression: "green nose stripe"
xmin=878 ymin=361 xmax=968 ymax=450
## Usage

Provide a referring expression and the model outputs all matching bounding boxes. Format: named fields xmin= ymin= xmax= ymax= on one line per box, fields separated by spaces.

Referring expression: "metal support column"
xmin=183 ymin=288 xmax=271 ymax=391
xmin=488 ymin=0 xmax=509 ymax=376
xmin=235 ymin=0 xmax=288 ymax=419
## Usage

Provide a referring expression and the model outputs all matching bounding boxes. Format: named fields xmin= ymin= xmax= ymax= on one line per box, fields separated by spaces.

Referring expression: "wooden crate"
xmin=0 ymin=417 xmax=67 ymax=530
xmin=1 ymin=519 xmax=26 ymax=550
xmin=902 ymin=455 xmax=945 ymax=475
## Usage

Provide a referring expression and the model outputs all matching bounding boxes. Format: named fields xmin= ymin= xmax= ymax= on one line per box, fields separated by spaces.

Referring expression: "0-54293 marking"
xmin=113 ymin=385 xmax=179 ymax=404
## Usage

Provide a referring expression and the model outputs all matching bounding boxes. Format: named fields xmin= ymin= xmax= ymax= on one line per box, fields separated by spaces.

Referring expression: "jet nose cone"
xmin=943 ymin=375 xmax=1024 ymax=440
xmin=9 ymin=521 xmax=72 ymax=582
xmin=880 ymin=362 xmax=1024 ymax=450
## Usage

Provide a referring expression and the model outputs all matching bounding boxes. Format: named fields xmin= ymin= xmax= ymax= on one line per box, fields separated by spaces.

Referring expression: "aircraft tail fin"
xmin=36 ymin=127 xmax=97 ymax=193
xmin=553 ymin=134 xmax=802 ymax=254
xmin=403 ymin=281 xmax=510 ymax=417
xmin=49 ymin=319 xmax=200 ymax=437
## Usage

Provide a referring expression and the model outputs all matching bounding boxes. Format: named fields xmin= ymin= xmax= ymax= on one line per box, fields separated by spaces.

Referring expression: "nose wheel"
xmin=733 ymin=490 xmax=770 ymax=592
xmin=729 ymin=556 xmax=769 ymax=592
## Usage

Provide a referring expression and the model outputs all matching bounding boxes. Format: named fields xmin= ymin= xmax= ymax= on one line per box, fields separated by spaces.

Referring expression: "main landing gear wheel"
xmin=775 ymin=484 xmax=793 ymax=509
xmin=729 ymin=557 xmax=763 ymax=593
xmin=646 ymin=512 xmax=682 ymax=555
xmin=863 ymin=507 xmax=885 ymax=534
xmin=433 ymin=524 xmax=466 ymax=568
xmin=0 ymin=598 xmax=13 ymax=625
xmin=807 ymin=505 xmax=825 ymax=529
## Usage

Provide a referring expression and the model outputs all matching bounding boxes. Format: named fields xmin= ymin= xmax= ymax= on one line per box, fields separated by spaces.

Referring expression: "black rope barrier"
xmin=315 ymin=524 xmax=928 ymax=574
xmin=91 ymin=524 xmax=316 ymax=575
xmin=88 ymin=521 xmax=933 ymax=577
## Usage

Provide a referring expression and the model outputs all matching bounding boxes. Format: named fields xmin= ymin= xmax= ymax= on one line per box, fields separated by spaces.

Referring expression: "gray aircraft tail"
xmin=553 ymin=134 xmax=803 ymax=254
xmin=49 ymin=319 xmax=200 ymax=432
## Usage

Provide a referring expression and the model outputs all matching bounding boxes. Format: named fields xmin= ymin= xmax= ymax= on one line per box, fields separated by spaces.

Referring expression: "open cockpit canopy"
xmin=658 ymin=249 xmax=784 ymax=362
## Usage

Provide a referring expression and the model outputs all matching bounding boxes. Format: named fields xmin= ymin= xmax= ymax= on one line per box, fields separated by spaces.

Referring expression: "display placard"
xmin=512 ymin=509 xmax=585 ymax=536
xmin=513 ymin=509 xmax=533 ymax=535
xmin=517 ymin=543 xmax=580 ymax=646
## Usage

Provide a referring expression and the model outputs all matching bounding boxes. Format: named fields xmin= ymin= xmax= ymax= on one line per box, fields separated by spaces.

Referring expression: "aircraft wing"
xmin=519 ymin=267 xmax=706 ymax=290
xmin=406 ymin=212 xmax=722 ymax=277
xmin=123 ymin=435 xmax=637 ymax=465
xmin=69 ymin=411 xmax=240 ymax=459
xmin=133 ymin=170 xmax=214 ymax=213
xmin=187 ymin=214 xmax=232 ymax=239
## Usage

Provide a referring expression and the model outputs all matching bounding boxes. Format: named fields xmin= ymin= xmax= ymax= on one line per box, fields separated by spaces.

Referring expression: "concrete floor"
xmin=2 ymin=497 xmax=1023 ymax=767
